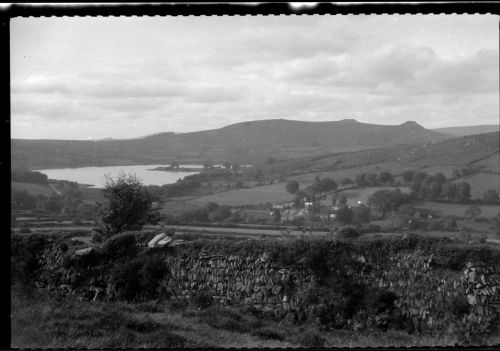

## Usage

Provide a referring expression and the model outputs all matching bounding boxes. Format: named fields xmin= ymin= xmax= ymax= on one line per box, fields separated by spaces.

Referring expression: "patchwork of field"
xmin=11 ymin=182 xmax=53 ymax=196
xmin=189 ymin=182 xmax=295 ymax=206
xmin=288 ymin=162 xmax=411 ymax=183
xmin=416 ymin=201 xmax=500 ymax=218
xmin=453 ymin=173 xmax=499 ymax=199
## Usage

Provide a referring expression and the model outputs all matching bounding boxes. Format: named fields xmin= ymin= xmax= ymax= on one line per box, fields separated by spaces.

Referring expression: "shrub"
xmin=295 ymin=332 xmax=325 ymax=348
xmin=97 ymin=173 xmax=160 ymax=236
xmin=90 ymin=231 xmax=105 ymax=244
xmin=134 ymin=230 xmax=157 ymax=245
xmin=358 ymin=224 xmax=382 ymax=234
xmin=109 ymin=255 xmax=169 ymax=301
xmin=101 ymin=232 xmax=137 ymax=258
xmin=252 ymin=327 xmax=286 ymax=341
xmin=337 ymin=226 xmax=360 ymax=239
xmin=193 ymin=292 xmax=213 ymax=309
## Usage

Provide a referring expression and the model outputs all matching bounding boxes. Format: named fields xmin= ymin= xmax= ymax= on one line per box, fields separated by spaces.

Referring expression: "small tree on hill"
xmin=353 ymin=204 xmax=371 ymax=224
xmin=378 ymin=171 xmax=394 ymax=184
xmin=464 ymin=205 xmax=482 ymax=219
xmin=285 ymin=180 xmax=300 ymax=194
xmin=401 ymin=170 xmax=415 ymax=183
xmin=483 ymin=189 xmax=500 ymax=204
xmin=340 ymin=177 xmax=353 ymax=186
xmin=368 ymin=188 xmax=410 ymax=218
xmin=96 ymin=173 xmax=159 ymax=237
xmin=455 ymin=182 xmax=471 ymax=202
xmin=336 ymin=205 xmax=353 ymax=225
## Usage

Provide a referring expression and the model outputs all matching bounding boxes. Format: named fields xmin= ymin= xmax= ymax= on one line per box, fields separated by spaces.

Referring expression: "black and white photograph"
xmin=9 ymin=3 xmax=500 ymax=348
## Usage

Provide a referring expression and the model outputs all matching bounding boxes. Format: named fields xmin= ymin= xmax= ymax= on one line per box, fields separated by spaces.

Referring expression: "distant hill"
xmin=433 ymin=124 xmax=499 ymax=137
xmin=11 ymin=119 xmax=447 ymax=170
xmin=257 ymin=132 xmax=500 ymax=178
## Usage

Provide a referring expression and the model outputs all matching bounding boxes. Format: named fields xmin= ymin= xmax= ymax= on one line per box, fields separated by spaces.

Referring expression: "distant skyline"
xmin=11 ymin=15 xmax=499 ymax=140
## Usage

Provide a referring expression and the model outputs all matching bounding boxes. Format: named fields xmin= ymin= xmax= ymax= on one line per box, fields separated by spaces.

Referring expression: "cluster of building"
xmin=233 ymin=192 xmax=365 ymax=224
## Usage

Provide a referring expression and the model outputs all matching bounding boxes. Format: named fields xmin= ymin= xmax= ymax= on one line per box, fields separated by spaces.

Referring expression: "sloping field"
xmin=189 ymin=182 xmax=295 ymax=206
xmin=11 ymin=182 xmax=53 ymax=196
xmin=471 ymin=152 xmax=500 ymax=173
xmin=416 ymin=201 xmax=500 ymax=218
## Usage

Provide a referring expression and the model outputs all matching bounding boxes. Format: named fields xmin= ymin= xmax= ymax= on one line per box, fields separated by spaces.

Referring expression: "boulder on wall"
xmin=148 ymin=233 xmax=168 ymax=248
xmin=75 ymin=247 xmax=94 ymax=256
xmin=148 ymin=232 xmax=184 ymax=248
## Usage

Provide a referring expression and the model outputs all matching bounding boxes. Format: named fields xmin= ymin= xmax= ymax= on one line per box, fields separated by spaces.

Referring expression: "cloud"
xmin=10 ymin=15 xmax=499 ymax=139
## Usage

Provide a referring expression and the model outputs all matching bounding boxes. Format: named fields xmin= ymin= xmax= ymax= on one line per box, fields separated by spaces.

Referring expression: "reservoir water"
xmin=38 ymin=164 xmax=204 ymax=188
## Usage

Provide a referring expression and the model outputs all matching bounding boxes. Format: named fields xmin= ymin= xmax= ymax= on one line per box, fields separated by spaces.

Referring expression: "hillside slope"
xmin=11 ymin=119 xmax=447 ymax=170
xmin=257 ymin=132 xmax=499 ymax=178
xmin=433 ymin=124 xmax=499 ymax=137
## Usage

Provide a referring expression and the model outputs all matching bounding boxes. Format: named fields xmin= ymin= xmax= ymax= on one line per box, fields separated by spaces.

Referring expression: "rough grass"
xmin=12 ymin=286 xmax=497 ymax=349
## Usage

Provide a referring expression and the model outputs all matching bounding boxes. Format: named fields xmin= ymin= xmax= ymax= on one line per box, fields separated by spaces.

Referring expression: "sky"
xmin=11 ymin=14 xmax=499 ymax=140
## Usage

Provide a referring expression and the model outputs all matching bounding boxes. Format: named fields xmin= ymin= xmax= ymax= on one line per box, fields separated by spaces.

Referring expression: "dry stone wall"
xmin=12 ymin=233 xmax=500 ymax=339
xmin=162 ymin=252 xmax=315 ymax=314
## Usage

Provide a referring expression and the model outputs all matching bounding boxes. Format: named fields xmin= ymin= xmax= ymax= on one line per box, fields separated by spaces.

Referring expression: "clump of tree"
xmin=336 ymin=205 xmax=353 ymax=225
xmin=352 ymin=204 xmax=371 ymax=224
xmin=309 ymin=176 xmax=338 ymax=195
xmin=96 ymin=173 xmax=160 ymax=237
xmin=451 ymin=166 xmax=476 ymax=179
xmin=285 ymin=180 xmax=300 ymax=194
xmin=368 ymin=188 xmax=411 ymax=218
xmin=483 ymin=189 xmax=500 ymax=204
xmin=355 ymin=171 xmax=395 ymax=187
xmin=340 ymin=178 xmax=354 ymax=186
xmin=409 ymin=171 xmax=471 ymax=203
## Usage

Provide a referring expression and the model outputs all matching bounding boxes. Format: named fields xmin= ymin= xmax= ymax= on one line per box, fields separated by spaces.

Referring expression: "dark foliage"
xmin=101 ymin=232 xmax=138 ymax=258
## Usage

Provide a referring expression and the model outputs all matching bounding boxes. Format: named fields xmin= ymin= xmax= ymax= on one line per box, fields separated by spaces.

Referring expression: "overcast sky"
xmin=11 ymin=15 xmax=499 ymax=140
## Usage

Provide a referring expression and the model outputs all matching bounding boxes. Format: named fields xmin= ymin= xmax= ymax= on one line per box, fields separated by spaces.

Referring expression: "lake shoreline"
xmin=37 ymin=164 xmax=203 ymax=188
xmin=148 ymin=167 xmax=206 ymax=172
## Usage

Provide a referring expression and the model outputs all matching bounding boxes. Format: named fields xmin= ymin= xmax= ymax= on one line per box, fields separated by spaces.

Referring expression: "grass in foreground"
xmin=13 ymin=286 xmax=499 ymax=349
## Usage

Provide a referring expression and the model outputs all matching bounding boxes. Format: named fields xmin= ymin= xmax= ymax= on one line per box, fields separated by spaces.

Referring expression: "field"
xmin=11 ymin=182 xmax=53 ymax=196
xmin=415 ymin=201 xmax=500 ymax=218
xmin=190 ymin=182 xmax=296 ymax=206
xmin=452 ymin=173 xmax=499 ymax=199
xmin=471 ymin=152 xmax=500 ymax=173
xmin=159 ymin=199 xmax=204 ymax=216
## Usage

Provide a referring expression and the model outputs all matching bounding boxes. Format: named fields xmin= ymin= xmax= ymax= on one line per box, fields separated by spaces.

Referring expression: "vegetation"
xmin=11 ymin=170 xmax=48 ymax=184
xmin=368 ymin=188 xmax=411 ymax=218
xmin=285 ymin=180 xmax=300 ymax=194
xmin=96 ymin=173 xmax=160 ymax=236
